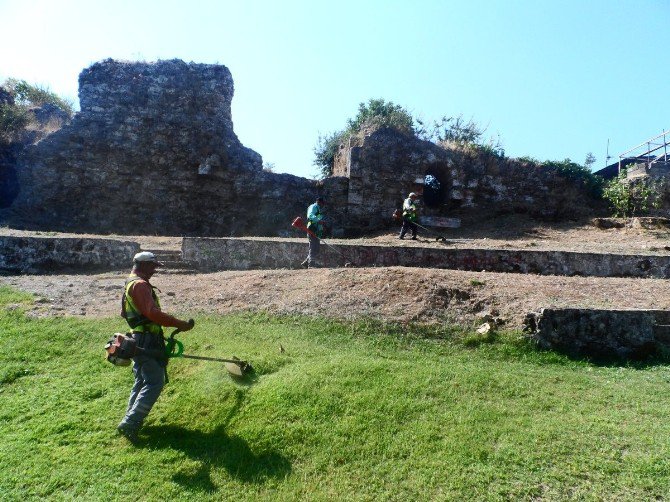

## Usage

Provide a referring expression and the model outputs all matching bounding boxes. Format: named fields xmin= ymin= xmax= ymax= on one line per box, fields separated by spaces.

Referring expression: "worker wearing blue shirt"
xmin=302 ymin=197 xmax=326 ymax=268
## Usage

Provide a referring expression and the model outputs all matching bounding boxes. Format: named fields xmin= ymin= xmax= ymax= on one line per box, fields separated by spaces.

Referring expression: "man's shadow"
xmin=142 ymin=392 xmax=291 ymax=491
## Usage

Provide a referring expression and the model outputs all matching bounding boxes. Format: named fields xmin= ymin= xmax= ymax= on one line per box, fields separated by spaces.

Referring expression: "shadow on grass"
xmin=143 ymin=424 xmax=292 ymax=490
xmin=142 ymin=392 xmax=291 ymax=491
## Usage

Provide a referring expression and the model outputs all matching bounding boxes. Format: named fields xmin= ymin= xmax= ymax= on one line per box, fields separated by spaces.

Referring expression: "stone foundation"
xmin=182 ymin=237 xmax=670 ymax=278
xmin=0 ymin=236 xmax=139 ymax=273
xmin=524 ymin=308 xmax=670 ymax=360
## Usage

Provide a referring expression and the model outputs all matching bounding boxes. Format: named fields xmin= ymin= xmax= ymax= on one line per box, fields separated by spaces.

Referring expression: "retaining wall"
xmin=0 ymin=236 xmax=139 ymax=273
xmin=524 ymin=308 xmax=670 ymax=360
xmin=182 ymin=237 xmax=670 ymax=278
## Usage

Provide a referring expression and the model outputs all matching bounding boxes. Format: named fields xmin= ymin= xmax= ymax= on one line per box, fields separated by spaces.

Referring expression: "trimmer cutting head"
xmin=224 ymin=356 xmax=253 ymax=377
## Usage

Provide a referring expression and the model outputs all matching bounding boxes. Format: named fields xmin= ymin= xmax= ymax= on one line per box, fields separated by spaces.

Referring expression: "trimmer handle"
xmin=166 ymin=328 xmax=185 ymax=358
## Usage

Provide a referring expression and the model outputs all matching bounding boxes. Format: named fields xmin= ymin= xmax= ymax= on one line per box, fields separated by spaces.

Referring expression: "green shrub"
xmin=602 ymin=169 xmax=663 ymax=217
xmin=313 ymin=99 xmax=415 ymax=178
xmin=4 ymin=78 xmax=73 ymax=117
xmin=346 ymin=98 xmax=414 ymax=135
xmin=542 ymin=158 xmax=605 ymax=198
xmin=0 ymin=104 xmax=30 ymax=140
xmin=314 ymin=130 xmax=347 ymax=178
xmin=0 ymin=78 xmax=73 ymax=143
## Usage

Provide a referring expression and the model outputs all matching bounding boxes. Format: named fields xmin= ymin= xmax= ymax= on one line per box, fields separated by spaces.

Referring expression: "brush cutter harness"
xmin=120 ymin=275 xmax=167 ymax=363
xmin=402 ymin=197 xmax=418 ymax=222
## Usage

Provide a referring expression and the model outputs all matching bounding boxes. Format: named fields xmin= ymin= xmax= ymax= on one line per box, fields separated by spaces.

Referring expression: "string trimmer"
xmin=392 ymin=209 xmax=449 ymax=243
xmin=105 ymin=325 xmax=253 ymax=376
xmin=291 ymin=216 xmax=352 ymax=266
xmin=165 ymin=328 xmax=253 ymax=376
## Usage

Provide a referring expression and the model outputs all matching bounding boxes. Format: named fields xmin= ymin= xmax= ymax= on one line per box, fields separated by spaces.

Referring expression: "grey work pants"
xmin=307 ymin=234 xmax=321 ymax=266
xmin=120 ymin=357 xmax=165 ymax=429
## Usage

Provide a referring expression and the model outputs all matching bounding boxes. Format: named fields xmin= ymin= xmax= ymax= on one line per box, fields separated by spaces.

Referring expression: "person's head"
xmin=409 ymin=192 xmax=418 ymax=200
xmin=131 ymin=251 xmax=164 ymax=278
xmin=316 ymin=197 xmax=325 ymax=206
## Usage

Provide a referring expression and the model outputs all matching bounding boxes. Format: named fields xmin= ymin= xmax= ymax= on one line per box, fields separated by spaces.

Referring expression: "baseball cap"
xmin=133 ymin=251 xmax=165 ymax=266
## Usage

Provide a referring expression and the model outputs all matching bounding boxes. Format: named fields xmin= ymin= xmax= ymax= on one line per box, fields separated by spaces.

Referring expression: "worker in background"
xmin=399 ymin=192 xmax=419 ymax=240
xmin=117 ymin=251 xmax=194 ymax=443
xmin=301 ymin=197 xmax=326 ymax=268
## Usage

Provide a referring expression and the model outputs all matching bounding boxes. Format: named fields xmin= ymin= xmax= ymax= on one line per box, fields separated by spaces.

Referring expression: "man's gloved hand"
xmin=177 ymin=318 xmax=195 ymax=331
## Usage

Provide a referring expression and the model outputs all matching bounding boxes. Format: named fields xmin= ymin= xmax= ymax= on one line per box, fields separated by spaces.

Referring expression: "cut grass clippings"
xmin=1 ymin=286 xmax=670 ymax=500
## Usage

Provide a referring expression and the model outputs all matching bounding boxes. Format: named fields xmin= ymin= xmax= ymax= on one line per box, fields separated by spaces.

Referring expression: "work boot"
xmin=117 ymin=423 xmax=139 ymax=444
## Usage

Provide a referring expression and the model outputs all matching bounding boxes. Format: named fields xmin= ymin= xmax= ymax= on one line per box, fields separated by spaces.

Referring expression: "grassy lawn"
xmin=1 ymin=285 xmax=670 ymax=500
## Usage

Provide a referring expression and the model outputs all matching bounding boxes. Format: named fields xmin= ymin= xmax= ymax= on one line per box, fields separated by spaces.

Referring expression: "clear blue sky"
xmin=1 ymin=0 xmax=668 ymax=178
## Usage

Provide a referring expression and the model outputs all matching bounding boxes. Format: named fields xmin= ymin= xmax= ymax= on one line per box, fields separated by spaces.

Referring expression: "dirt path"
xmin=3 ymin=214 xmax=670 ymax=255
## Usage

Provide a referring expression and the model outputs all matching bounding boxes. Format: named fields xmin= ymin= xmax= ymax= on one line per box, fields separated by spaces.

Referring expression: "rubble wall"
xmin=334 ymin=128 xmax=604 ymax=232
xmin=2 ymin=59 xmax=318 ymax=236
xmin=0 ymin=236 xmax=139 ymax=273
xmin=523 ymin=308 xmax=670 ymax=360
xmin=1 ymin=59 xmax=604 ymax=237
xmin=183 ymin=237 xmax=670 ymax=278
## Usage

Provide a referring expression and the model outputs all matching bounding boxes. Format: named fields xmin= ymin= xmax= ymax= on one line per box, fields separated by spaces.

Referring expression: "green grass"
xmin=1 ymin=286 xmax=670 ymax=500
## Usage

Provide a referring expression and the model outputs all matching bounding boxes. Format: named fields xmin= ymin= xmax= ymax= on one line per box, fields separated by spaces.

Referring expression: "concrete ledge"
xmin=0 ymin=236 xmax=140 ymax=274
xmin=183 ymin=237 xmax=670 ymax=278
xmin=524 ymin=308 xmax=670 ymax=360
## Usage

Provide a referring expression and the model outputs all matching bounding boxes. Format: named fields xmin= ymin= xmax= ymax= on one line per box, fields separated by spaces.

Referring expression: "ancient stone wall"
xmin=333 ymin=128 xmax=605 ymax=233
xmin=2 ymin=59 xmax=606 ymax=237
xmin=0 ymin=236 xmax=139 ymax=273
xmin=183 ymin=237 xmax=670 ymax=278
xmin=2 ymin=59 xmax=319 ymax=236
xmin=523 ymin=308 xmax=669 ymax=360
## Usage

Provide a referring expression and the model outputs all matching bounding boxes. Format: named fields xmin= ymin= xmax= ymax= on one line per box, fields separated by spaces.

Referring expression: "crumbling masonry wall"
xmin=333 ymin=128 xmax=605 ymax=233
xmin=0 ymin=236 xmax=139 ymax=273
xmin=2 ymin=59 xmax=321 ymax=236
xmin=2 ymin=59 xmax=604 ymax=237
xmin=523 ymin=308 xmax=670 ymax=360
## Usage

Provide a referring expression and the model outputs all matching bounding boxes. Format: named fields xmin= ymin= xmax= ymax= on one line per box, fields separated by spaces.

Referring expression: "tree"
xmin=313 ymin=98 xmax=414 ymax=178
xmin=584 ymin=152 xmax=597 ymax=171
xmin=313 ymin=130 xmax=347 ymax=179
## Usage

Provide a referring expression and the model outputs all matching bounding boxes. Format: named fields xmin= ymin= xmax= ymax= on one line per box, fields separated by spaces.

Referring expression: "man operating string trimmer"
xmin=301 ymin=196 xmax=327 ymax=268
xmin=116 ymin=251 xmax=195 ymax=443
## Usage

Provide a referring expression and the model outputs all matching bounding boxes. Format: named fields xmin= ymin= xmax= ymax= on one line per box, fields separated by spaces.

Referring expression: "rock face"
xmin=4 ymin=59 xmax=317 ymax=236
xmin=334 ymin=127 xmax=604 ymax=232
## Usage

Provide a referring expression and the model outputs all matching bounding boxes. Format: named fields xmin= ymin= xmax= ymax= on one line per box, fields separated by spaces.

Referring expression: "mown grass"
xmin=1 ymin=285 xmax=670 ymax=500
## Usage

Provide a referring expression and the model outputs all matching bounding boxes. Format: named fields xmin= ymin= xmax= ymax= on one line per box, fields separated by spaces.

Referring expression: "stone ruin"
xmin=334 ymin=127 xmax=605 ymax=231
xmin=1 ymin=59 xmax=320 ymax=236
xmin=1 ymin=58 xmax=605 ymax=237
